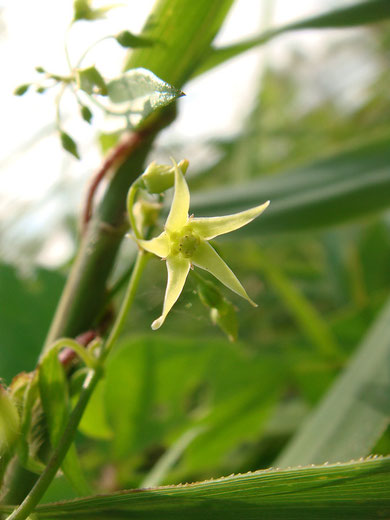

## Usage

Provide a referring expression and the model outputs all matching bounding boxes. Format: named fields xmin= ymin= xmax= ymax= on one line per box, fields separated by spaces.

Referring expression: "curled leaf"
xmin=115 ymin=30 xmax=155 ymax=49
xmin=76 ymin=66 xmax=107 ymax=96
xmin=105 ymin=68 xmax=184 ymax=125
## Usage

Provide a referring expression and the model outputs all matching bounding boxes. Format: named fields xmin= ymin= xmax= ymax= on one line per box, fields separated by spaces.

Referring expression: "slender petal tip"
xmin=151 ymin=316 xmax=164 ymax=330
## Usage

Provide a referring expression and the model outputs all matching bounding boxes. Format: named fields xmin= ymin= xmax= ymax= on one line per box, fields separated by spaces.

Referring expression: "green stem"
xmin=103 ymin=250 xmax=148 ymax=358
xmin=40 ymin=338 xmax=98 ymax=369
xmin=76 ymin=36 xmax=113 ymax=69
xmin=5 ymin=253 xmax=148 ymax=520
xmin=126 ymin=183 xmax=143 ymax=240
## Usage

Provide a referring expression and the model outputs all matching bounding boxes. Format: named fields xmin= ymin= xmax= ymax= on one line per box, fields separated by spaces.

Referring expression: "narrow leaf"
xmin=123 ymin=0 xmax=235 ymax=88
xmin=276 ymin=294 xmax=390 ymax=468
xmin=190 ymin=135 xmax=390 ymax=235
xmin=0 ymin=386 xmax=19 ymax=456
xmin=17 ymin=457 xmax=390 ymax=520
xmin=255 ymin=249 xmax=340 ymax=361
xmin=195 ymin=0 xmax=390 ymax=76
xmin=39 ymin=349 xmax=90 ymax=494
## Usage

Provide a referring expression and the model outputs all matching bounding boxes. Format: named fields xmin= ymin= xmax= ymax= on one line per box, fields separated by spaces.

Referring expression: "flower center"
xmin=169 ymin=228 xmax=200 ymax=258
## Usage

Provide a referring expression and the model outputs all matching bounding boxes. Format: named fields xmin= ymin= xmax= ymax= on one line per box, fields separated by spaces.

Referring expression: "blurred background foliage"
xmin=1 ymin=0 xmax=390 ymax=502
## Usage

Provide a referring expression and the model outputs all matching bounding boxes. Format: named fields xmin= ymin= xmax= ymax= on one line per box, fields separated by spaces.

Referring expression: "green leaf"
xmin=80 ymin=105 xmax=93 ymax=124
xmin=97 ymin=131 xmax=121 ymax=154
xmin=39 ymin=349 xmax=90 ymax=495
xmin=73 ymin=0 xmax=116 ymax=22
xmin=76 ymin=66 xmax=107 ymax=96
xmin=115 ymin=30 xmax=155 ymax=49
xmin=105 ymin=68 xmax=183 ymax=125
xmin=276 ymin=294 xmax=390 ymax=468
xmin=77 ymin=380 xmax=113 ymax=441
xmin=60 ymin=131 xmax=80 ymax=160
xmin=254 ymin=248 xmax=340 ymax=361
xmin=9 ymin=457 xmax=389 ymax=519
xmin=190 ymin=135 xmax=390 ymax=235
xmin=104 ymin=336 xmax=283 ymax=478
xmin=195 ymin=0 xmax=390 ymax=76
xmin=0 ymin=385 xmax=19 ymax=456
xmin=0 ymin=264 xmax=65 ymax=384
xmin=39 ymin=349 xmax=68 ymax=448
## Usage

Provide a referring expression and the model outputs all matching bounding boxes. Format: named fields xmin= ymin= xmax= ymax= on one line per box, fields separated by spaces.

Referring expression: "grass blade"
xmin=276 ymin=295 xmax=390 ymax=468
xmin=1 ymin=457 xmax=387 ymax=519
xmin=190 ymin=135 xmax=390 ymax=235
xmin=195 ymin=0 xmax=390 ymax=76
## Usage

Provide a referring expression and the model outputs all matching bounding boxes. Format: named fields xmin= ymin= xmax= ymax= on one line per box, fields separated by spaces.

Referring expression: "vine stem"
xmin=6 ymin=250 xmax=149 ymax=520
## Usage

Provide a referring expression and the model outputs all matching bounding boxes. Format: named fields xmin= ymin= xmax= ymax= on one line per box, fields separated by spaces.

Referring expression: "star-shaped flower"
xmin=137 ymin=160 xmax=269 ymax=330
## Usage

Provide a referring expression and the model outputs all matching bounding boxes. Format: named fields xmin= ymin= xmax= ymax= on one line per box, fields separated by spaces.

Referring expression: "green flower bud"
xmin=197 ymin=277 xmax=224 ymax=309
xmin=210 ymin=301 xmax=238 ymax=343
xmin=14 ymin=83 xmax=31 ymax=96
xmin=133 ymin=200 xmax=162 ymax=230
xmin=142 ymin=159 xmax=189 ymax=194
xmin=197 ymin=277 xmax=238 ymax=342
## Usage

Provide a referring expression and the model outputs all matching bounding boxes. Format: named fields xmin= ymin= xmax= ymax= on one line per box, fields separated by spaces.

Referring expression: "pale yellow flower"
xmin=137 ymin=160 xmax=269 ymax=330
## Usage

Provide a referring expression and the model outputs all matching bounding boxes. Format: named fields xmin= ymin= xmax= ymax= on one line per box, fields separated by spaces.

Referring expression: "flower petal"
xmin=192 ymin=241 xmax=257 ymax=307
xmin=151 ymin=255 xmax=191 ymax=330
xmin=165 ymin=159 xmax=190 ymax=232
xmin=191 ymin=201 xmax=270 ymax=240
xmin=138 ymin=232 xmax=169 ymax=258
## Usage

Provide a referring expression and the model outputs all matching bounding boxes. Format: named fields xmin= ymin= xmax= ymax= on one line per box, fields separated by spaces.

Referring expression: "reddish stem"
xmin=81 ymin=131 xmax=145 ymax=234
xmin=58 ymin=330 xmax=97 ymax=367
